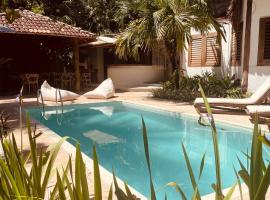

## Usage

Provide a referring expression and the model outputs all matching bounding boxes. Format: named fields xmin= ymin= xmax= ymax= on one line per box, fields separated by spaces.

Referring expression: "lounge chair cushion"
xmin=194 ymin=97 xmax=253 ymax=105
xmin=194 ymin=76 xmax=270 ymax=106
xmin=246 ymin=105 xmax=270 ymax=115
xmin=40 ymin=81 xmax=79 ymax=102
xmin=83 ymin=78 xmax=115 ymax=99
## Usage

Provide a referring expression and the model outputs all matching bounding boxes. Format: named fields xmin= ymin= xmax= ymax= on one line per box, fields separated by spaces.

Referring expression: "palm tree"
xmin=115 ymin=0 xmax=224 ymax=88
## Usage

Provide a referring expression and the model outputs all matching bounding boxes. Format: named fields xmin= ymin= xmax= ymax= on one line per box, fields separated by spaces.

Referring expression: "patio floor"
xmin=0 ymin=91 xmax=269 ymax=199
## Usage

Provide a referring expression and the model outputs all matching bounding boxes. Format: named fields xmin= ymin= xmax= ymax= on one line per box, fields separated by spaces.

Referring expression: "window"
xmin=258 ymin=17 xmax=270 ymax=66
xmin=231 ymin=22 xmax=243 ymax=66
xmin=188 ymin=33 xmax=221 ymax=67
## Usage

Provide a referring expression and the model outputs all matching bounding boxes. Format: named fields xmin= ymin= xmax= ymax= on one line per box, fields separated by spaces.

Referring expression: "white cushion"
xmin=194 ymin=97 xmax=253 ymax=105
xmin=249 ymin=76 xmax=270 ymax=103
xmin=40 ymin=80 xmax=79 ymax=102
xmin=246 ymin=105 xmax=270 ymax=115
xmin=83 ymin=78 xmax=115 ymax=99
xmin=194 ymin=76 xmax=270 ymax=106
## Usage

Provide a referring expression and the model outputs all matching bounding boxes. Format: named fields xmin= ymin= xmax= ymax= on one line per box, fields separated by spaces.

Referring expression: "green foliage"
xmin=115 ymin=0 xmax=223 ymax=69
xmin=0 ymin=110 xmax=10 ymax=141
xmin=0 ymin=114 xmax=67 ymax=199
xmin=153 ymin=73 xmax=244 ymax=102
xmin=237 ymin=115 xmax=270 ymax=200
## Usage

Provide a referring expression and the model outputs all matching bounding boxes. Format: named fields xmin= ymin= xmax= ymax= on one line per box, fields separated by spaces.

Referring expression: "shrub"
xmin=0 ymin=110 xmax=10 ymax=141
xmin=153 ymin=72 xmax=244 ymax=102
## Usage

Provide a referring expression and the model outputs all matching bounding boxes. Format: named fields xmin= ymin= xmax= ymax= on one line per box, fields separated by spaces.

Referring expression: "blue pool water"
xmin=26 ymin=101 xmax=270 ymax=199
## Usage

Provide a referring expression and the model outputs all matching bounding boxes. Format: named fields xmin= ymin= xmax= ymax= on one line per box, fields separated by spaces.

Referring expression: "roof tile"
xmin=0 ymin=9 xmax=95 ymax=39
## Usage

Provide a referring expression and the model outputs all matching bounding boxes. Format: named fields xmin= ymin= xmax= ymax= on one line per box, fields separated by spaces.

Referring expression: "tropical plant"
xmin=0 ymin=110 xmax=10 ymax=141
xmin=0 ymin=115 xmax=65 ymax=199
xmin=152 ymin=72 xmax=244 ymax=102
xmin=0 ymin=111 xmax=137 ymax=199
xmin=115 ymin=0 xmax=224 ymax=78
xmin=237 ymin=115 xmax=270 ymax=200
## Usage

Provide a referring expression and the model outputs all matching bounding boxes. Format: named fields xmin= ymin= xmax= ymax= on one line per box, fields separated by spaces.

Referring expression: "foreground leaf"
xmin=93 ymin=145 xmax=102 ymax=200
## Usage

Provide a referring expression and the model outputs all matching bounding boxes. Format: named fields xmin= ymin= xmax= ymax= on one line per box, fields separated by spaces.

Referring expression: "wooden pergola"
xmin=0 ymin=9 xmax=96 ymax=92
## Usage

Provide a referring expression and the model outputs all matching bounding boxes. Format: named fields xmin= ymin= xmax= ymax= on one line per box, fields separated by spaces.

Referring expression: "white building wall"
xmin=108 ymin=65 xmax=164 ymax=89
xmin=182 ymin=23 xmax=238 ymax=78
xmin=245 ymin=0 xmax=270 ymax=91
xmin=182 ymin=0 xmax=270 ymax=92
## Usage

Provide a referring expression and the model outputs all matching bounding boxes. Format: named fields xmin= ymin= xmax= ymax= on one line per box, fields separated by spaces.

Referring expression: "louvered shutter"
xmin=231 ymin=23 xmax=243 ymax=66
xmin=263 ymin=21 xmax=270 ymax=60
xmin=189 ymin=36 xmax=203 ymax=66
xmin=205 ymin=35 xmax=221 ymax=66
xmin=258 ymin=17 xmax=270 ymax=65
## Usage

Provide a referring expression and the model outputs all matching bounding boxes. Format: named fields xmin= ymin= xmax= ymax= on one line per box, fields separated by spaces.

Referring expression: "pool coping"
xmin=26 ymin=100 xmax=256 ymax=200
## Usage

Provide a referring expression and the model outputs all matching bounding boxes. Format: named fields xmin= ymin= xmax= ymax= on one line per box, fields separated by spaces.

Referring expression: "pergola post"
xmin=73 ymin=38 xmax=80 ymax=92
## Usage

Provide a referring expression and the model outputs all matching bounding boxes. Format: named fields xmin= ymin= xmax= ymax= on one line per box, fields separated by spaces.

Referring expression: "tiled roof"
xmin=0 ymin=10 xmax=95 ymax=39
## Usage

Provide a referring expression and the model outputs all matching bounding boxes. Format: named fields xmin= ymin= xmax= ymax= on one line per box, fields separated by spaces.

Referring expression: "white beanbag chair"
xmin=83 ymin=78 xmax=115 ymax=99
xmin=40 ymin=80 xmax=79 ymax=102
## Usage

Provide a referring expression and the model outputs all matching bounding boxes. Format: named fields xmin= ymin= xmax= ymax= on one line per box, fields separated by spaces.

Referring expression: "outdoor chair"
xmin=81 ymin=73 xmax=91 ymax=89
xmin=61 ymin=73 xmax=73 ymax=89
xmin=52 ymin=72 xmax=61 ymax=88
xmin=21 ymin=73 xmax=39 ymax=93
xmin=246 ymin=105 xmax=270 ymax=129
xmin=39 ymin=73 xmax=51 ymax=85
xmin=194 ymin=76 xmax=270 ymax=114
xmin=246 ymin=105 xmax=270 ymax=118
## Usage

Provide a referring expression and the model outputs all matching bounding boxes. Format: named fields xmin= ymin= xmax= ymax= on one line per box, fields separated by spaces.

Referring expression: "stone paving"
xmin=0 ymin=91 xmax=269 ymax=200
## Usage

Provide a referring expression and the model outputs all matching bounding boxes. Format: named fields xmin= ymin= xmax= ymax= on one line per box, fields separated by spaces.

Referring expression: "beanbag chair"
xmin=40 ymin=81 xmax=79 ymax=102
xmin=83 ymin=78 xmax=115 ymax=99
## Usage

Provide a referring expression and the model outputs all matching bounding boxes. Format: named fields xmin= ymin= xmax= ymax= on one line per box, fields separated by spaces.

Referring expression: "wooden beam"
xmin=73 ymin=38 xmax=80 ymax=92
xmin=241 ymin=0 xmax=252 ymax=92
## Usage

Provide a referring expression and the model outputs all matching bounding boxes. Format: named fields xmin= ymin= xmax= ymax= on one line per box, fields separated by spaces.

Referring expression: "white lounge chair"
xmin=40 ymin=80 xmax=79 ymax=102
xmin=83 ymin=78 xmax=115 ymax=99
xmin=42 ymin=108 xmax=75 ymax=120
xmin=246 ymin=105 xmax=270 ymax=117
xmin=246 ymin=105 xmax=270 ymax=127
xmin=194 ymin=76 xmax=270 ymax=114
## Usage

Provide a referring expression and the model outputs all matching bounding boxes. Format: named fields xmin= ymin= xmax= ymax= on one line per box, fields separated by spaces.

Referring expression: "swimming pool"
xmin=26 ymin=101 xmax=269 ymax=199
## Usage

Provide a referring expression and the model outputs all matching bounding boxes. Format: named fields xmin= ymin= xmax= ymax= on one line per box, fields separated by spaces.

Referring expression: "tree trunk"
xmin=241 ymin=0 xmax=252 ymax=93
xmin=165 ymin=40 xmax=180 ymax=89
xmin=73 ymin=38 xmax=80 ymax=92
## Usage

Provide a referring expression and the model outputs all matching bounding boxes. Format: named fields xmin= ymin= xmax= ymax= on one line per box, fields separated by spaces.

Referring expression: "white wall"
xmin=245 ymin=0 xmax=270 ymax=91
xmin=108 ymin=65 xmax=164 ymax=89
xmin=182 ymin=23 xmax=241 ymax=78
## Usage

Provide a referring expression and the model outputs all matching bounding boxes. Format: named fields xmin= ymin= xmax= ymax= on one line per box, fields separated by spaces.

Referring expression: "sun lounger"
xmin=194 ymin=76 xmax=270 ymax=113
xmin=83 ymin=78 xmax=115 ymax=99
xmin=246 ymin=105 xmax=270 ymax=127
xmin=40 ymin=80 xmax=79 ymax=102
xmin=246 ymin=105 xmax=270 ymax=117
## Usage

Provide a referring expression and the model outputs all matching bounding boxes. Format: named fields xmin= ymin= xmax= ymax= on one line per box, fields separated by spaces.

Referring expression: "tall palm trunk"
xmin=241 ymin=0 xmax=252 ymax=93
xmin=165 ymin=40 xmax=180 ymax=89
